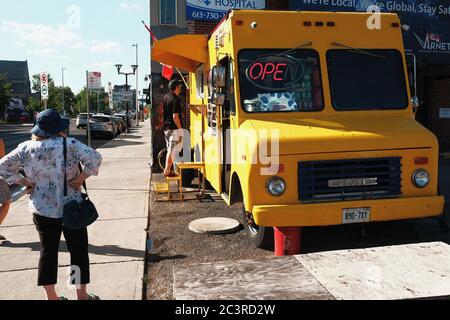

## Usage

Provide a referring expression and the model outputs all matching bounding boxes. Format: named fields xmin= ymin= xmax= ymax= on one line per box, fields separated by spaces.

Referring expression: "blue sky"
xmin=0 ymin=0 xmax=152 ymax=94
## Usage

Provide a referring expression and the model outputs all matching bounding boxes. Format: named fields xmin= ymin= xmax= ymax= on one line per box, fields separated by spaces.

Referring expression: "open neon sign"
xmin=244 ymin=55 xmax=305 ymax=91
xmin=249 ymin=62 xmax=288 ymax=81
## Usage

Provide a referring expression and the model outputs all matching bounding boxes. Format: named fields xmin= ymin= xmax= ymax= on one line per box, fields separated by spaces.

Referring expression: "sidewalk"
xmin=0 ymin=121 xmax=151 ymax=300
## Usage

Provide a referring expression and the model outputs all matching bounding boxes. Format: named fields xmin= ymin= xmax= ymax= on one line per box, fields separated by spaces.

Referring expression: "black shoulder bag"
xmin=62 ymin=138 xmax=99 ymax=230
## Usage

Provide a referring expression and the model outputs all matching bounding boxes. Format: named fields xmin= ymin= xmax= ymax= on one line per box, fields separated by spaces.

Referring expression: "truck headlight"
xmin=412 ymin=169 xmax=430 ymax=188
xmin=266 ymin=177 xmax=286 ymax=196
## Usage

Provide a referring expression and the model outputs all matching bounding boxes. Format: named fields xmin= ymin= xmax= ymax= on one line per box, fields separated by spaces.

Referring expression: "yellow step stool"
xmin=153 ymin=162 xmax=206 ymax=202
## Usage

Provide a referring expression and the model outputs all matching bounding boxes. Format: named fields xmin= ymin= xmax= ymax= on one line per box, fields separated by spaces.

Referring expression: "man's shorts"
xmin=164 ymin=129 xmax=183 ymax=152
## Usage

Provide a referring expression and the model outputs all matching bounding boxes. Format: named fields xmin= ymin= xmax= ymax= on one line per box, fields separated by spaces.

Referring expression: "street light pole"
xmin=115 ymin=64 xmax=137 ymax=134
xmin=126 ymin=74 xmax=129 ymax=132
xmin=62 ymin=67 xmax=66 ymax=116
xmin=133 ymin=43 xmax=139 ymax=126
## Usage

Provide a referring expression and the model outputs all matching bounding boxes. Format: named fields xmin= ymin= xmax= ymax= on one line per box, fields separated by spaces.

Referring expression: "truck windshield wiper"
xmin=331 ymin=42 xmax=386 ymax=59
xmin=277 ymin=41 xmax=313 ymax=56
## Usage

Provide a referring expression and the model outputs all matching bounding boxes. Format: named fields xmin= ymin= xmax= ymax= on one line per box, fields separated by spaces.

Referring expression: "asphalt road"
xmin=0 ymin=120 xmax=109 ymax=154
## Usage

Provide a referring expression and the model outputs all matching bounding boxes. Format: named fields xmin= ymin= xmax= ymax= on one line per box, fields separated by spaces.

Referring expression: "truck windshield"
xmin=327 ymin=49 xmax=408 ymax=110
xmin=238 ymin=49 xmax=324 ymax=113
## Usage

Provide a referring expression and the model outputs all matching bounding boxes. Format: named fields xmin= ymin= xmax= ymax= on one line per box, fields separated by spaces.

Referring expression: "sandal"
xmin=88 ymin=294 xmax=101 ymax=300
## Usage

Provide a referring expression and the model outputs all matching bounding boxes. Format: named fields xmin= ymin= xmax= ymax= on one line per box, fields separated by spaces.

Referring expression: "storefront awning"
xmin=152 ymin=35 xmax=209 ymax=72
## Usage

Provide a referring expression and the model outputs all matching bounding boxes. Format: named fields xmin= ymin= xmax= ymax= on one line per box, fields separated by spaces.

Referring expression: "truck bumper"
xmin=252 ymin=196 xmax=445 ymax=227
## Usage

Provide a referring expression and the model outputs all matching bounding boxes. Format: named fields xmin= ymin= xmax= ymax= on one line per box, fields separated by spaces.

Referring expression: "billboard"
xmin=289 ymin=0 xmax=450 ymax=63
xmin=187 ymin=0 xmax=266 ymax=21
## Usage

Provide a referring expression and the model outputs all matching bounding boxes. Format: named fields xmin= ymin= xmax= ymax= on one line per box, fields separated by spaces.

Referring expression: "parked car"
xmin=76 ymin=113 xmax=92 ymax=129
xmin=113 ymin=116 xmax=126 ymax=134
xmin=19 ymin=112 xmax=31 ymax=123
xmin=114 ymin=113 xmax=130 ymax=130
xmin=89 ymin=115 xmax=118 ymax=139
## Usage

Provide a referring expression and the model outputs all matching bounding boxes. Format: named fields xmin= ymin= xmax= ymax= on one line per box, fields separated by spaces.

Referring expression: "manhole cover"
xmin=189 ymin=217 xmax=241 ymax=235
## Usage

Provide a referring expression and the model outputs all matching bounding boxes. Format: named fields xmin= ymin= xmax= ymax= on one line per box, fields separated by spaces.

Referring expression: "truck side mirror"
xmin=212 ymin=92 xmax=226 ymax=106
xmin=211 ymin=66 xmax=226 ymax=88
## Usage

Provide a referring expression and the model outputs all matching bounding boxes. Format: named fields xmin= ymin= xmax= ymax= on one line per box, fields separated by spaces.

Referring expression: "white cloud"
xmin=1 ymin=21 xmax=86 ymax=49
xmin=28 ymin=48 xmax=59 ymax=58
xmin=15 ymin=41 xmax=27 ymax=47
xmin=120 ymin=2 xmax=142 ymax=10
xmin=89 ymin=41 xmax=123 ymax=53
xmin=88 ymin=61 xmax=115 ymax=69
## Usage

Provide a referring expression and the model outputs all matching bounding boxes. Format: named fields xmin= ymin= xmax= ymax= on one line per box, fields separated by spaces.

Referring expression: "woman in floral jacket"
xmin=0 ymin=109 xmax=102 ymax=300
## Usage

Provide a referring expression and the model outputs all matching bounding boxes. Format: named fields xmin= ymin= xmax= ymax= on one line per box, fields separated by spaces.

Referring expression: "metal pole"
xmin=86 ymin=71 xmax=91 ymax=147
xmin=62 ymin=68 xmax=66 ymax=116
xmin=135 ymin=43 xmax=139 ymax=126
xmin=126 ymin=74 xmax=129 ymax=133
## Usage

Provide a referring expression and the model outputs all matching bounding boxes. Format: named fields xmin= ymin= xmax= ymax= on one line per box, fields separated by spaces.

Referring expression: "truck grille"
xmin=298 ymin=157 xmax=402 ymax=203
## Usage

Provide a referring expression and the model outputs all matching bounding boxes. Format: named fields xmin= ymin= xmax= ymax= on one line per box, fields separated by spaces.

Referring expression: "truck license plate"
xmin=343 ymin=208 xmax=371 ymax=224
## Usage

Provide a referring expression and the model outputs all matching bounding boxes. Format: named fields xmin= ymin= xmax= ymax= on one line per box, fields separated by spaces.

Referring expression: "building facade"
xmin=149 ymin=0 xmax=450 ymax=168
xmin=0 ymin=60 xmax=31 ymax=119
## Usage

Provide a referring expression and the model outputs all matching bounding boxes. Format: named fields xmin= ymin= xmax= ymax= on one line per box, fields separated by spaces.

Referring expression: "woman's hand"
xmin=68 ymin=172 xmax=90 ymax=191
xmin=18 ymin=178 xmax=35 ymax=194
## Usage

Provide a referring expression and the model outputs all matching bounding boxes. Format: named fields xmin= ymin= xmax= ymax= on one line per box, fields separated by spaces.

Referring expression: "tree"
xmin=0 ymin=73 xmax=12 ymax=120
xmin=30 ymin=73 xmax=75 ymax=115
xmin=75 ymin=88 xmax=108 ymax=114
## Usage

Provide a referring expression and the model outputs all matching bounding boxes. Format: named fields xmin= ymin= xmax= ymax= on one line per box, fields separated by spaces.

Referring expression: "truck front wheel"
xmin=243 ymin=208 xmax=274 ymax=249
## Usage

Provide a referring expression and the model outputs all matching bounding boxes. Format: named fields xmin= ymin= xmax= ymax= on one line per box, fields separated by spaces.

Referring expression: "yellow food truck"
xmin=152 ymin=10 xmax=445 ymax=247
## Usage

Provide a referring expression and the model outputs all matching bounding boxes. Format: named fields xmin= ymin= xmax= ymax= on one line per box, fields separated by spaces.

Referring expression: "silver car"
xmin=89 ymin=115 xmax=118 ymax=139
xmin=76 ymin=113 xmax=92 ymax=129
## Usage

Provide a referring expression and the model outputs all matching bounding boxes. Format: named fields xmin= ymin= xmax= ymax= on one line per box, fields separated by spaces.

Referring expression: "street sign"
xmin=122 ymin=91 xmax=133 ymax=102
xmin=40 ymin=72 xmax=49 ymax=100
xmin=88 ymin=72 xmax=102 ymax=90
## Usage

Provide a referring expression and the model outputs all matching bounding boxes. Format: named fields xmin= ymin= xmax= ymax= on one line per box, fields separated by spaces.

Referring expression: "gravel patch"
xmin=146 ymin=174 xmax=273 ymax=300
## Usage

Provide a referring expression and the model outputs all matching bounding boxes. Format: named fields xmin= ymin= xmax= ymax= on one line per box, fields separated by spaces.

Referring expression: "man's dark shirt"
xmin=163 ymin=92 xmax=182 ymax=131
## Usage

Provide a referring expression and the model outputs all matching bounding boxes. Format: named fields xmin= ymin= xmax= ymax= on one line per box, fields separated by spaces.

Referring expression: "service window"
xmin=238 ymin=49 xmax=324 ymax=113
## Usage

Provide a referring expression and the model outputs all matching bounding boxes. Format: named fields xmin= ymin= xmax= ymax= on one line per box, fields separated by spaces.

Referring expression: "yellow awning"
xmin=152 ymin=35 xmax=209 ymax=72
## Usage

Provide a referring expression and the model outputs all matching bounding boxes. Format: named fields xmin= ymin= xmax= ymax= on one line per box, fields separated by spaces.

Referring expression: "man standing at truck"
xmin=163 ymin=80 xmax=183 ymax=177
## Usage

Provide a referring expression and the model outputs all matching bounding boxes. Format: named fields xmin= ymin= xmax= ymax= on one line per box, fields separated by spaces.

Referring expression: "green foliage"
xmin=75 ymin=88 xmax=108 ymax=114
xmin=30 ymin=73 xmax=76 ymax=115
xmin=0 ymin=73 xmax=12 ymax=120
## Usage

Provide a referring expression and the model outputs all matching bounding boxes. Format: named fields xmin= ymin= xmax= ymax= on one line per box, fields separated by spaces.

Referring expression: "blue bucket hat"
xmin=31 ymin=109 xmax=70 ymax=137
